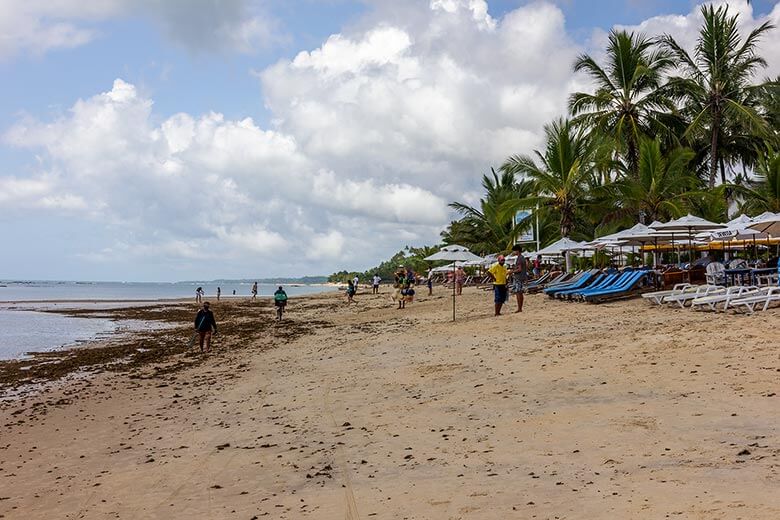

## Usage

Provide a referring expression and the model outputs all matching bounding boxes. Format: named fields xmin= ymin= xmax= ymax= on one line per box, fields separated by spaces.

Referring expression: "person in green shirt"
xmin=487 ymin=255 xmax=508 ymax=316
xmin=274 ymin=286 xmax=288 ymax=320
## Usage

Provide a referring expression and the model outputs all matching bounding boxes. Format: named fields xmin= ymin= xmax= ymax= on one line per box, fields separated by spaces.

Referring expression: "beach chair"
xmin=544 ymin=270 xmax=597 ymax=297
xmin=690 ymin=285 xmax=760 ymax=312
xmin=705 ymin=262 xmax=726 ymax=285
xmin=526 ymin=271 xmax=567 ymax=294
xmin=641 ymin=283 xmax=694 ymax=305
xmin=555 ymin=273 xmax=612 ymax=299
xmin=525 ymin=272 xmax=551 ymax=290
xmin=565 ymin=272 xmax=623 ymax=300
xmin=729 ymin=287 xmax=780 ymax=314
xmin=582 ymin=270 xmax=649 ymax=303
xmin=662 ymin=284 xmax=724 ymax=308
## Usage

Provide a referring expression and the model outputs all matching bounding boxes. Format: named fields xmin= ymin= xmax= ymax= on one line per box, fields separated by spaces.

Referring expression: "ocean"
xmin=0 ymin=281 xmax=337 ymax=360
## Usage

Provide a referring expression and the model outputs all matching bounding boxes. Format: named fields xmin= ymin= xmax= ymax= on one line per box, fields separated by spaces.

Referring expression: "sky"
xmin=1 ymin=0 xmax=779 ymax=282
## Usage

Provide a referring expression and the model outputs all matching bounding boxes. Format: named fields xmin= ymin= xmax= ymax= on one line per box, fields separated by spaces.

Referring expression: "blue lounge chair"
xmin=584 ymin=270 xmax=650 ymax=303
xmin=544 ymin=270 xmax=598 ymax=297
xmin=555 ymin=273 xmax=613 ymax=299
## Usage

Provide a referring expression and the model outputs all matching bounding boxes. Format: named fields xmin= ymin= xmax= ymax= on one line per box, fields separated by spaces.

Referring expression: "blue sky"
xmin=1 ymin=0 xmax=779 ymax=281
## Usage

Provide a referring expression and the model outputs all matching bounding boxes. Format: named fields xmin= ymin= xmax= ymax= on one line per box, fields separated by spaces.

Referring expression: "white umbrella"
xmin=535 ymin=237 xmax=584 ymax=256
xmin=424 ymin=245 xmax=483 ymax=321
xmin=651 ymin=214 xmax=725 ymax=264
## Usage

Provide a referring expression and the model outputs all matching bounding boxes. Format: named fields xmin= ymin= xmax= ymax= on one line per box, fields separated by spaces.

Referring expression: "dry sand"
xmin=1 ymin=288 xmax=779 ymax=519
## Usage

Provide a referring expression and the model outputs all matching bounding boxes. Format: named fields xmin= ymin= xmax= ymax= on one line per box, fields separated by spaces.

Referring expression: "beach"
xmin=1 ymin=288 xmax=778 ymax=519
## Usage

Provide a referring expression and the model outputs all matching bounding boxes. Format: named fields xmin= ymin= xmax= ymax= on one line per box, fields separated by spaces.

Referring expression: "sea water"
xmin=0 ymin=281 xmax=335 ymax=301
xmin=0 ymin=281 xmax=337 ymax=360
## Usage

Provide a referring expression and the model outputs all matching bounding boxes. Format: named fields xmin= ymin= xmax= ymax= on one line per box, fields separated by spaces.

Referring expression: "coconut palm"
xmin=600 ymin=138 xmax=698 ymax=226
xmin=729 ymin=148 xmax=780 ymax=214
xmin=447 ymin=168 xmax=536 ymax=253
xmin=569 ymin=29 xmax=676 ymax=177
xmin=500 ymin=119 xmax=599 ymax=239
xmin=660 ymin=4 xmax=775 ymax=187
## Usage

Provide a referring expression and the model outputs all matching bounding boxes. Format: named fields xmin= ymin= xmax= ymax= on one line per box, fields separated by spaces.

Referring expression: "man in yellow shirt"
xmin=487 ymin=255 xmax=508 ymax=316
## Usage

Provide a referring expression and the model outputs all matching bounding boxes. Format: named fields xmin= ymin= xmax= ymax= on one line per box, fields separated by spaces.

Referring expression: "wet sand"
xmin=1 ymin=288 xmax=779 ymax=519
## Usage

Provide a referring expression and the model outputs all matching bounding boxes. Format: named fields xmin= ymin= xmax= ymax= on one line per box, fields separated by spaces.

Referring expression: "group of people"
xmin=192 ymin=285 xmax=289 ymax=354
xmin=195 ymin=284 xmax=251 ymax=303
xmin=487 ymin=245 xmax=530 ymax=316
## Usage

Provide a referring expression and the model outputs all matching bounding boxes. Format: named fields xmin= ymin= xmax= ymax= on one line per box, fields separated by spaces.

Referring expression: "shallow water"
xmin=0 ymin=310 xmax=119 ymax=360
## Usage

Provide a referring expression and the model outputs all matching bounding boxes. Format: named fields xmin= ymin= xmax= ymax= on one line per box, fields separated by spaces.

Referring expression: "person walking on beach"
xmin=216 ymin=287 xmax=221 ymax=301
xmin=346 ymin=279 xmax=357 ymax=304
xmin=372 ymin=274 xmax=381 ymax=294
xmin=352 ymin=275 xmax=360 ymax=293
xmin=195 ymin=286 xmax=204 ymax=303
xmin=487 ymin=255 xmax=508 ymax=316
xmin=455 ymin=266 xmax=466 ymax=295
xmin=273 ymin=286 xmax=288 ymax=320
xmin=194 ymin=302 xmax=217 ymax=354
xmin=510 ymin=245 xmax=528 ymax=313
xmin=426 ymin=270 xmax=433 ymax=296
xmin=251 ymin=282 xmax=258 ymax=300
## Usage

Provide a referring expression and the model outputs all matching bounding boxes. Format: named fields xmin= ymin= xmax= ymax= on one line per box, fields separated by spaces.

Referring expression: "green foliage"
xmin=447 ymin=168 xmax=536 ymax=254
xmin=660 ymin=4 xmax=775 ymax=187
xmin=328 ymin=245 xmax=446 ymax=283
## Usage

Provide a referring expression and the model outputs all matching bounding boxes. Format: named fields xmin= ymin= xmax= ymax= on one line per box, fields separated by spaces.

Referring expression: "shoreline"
xmin=1 ymin=287 xmax=778 ymax=518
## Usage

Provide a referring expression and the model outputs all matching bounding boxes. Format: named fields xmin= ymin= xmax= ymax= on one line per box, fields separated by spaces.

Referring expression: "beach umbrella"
xmin=535 ymin=237 xmax=585 ymax=256
xmin=748 ymin=213 xmax=780 ymax=236
xmin=424 ymin=245 xmax=483 ymax=321
xmin=535 ymin=237 xmax=587 ymax=271
xmin=651 ymin=214 xmax=725 ymax=264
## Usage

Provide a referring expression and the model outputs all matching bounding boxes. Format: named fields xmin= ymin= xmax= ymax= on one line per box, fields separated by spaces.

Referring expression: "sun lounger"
xmin=544 ymin=270 xmax=597 ymax=297
xmin=641 ymin=283 xmax=694 ymax=305
xmin=690 ymin=285 xmax=760 ymax=312
xmin=662 ymin=284 xmax=724 ymax=308
xmin=729 ymin=287 xmax=780 ymax=314
xmin=527 ymin=271 xmax=568 ymax=294
xmin=564 ymin=272 xmax=626 ymax=300
xmin=555 ymin=273 xmax=613 ymax=299
xmin=583 ymin=270 xmax=649 ymax=303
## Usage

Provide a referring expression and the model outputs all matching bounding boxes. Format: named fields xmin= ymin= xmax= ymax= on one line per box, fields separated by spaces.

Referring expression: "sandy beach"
xmin=1 ymin=288 xmax=779 ymax=519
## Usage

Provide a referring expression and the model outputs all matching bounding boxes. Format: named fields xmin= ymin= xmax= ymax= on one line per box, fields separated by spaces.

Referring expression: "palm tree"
xmin=500 ymin=119 xmax=598 ymax=239
xmin=729 ymin=148 xmax=780 ymax=214
xmin=601 ymin=138 xmax=698 ymax=226
xmin=569 ymin=29 xmax=676 ymax=177
xmin=660 ymin=4 xmax=775 ymax=187
xmin=448 ymin=168 xmax=535 ymax=253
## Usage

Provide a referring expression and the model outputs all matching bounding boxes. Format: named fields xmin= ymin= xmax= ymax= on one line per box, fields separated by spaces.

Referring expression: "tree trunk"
xmin=708 ymin=111 xmax=720 ymax=188
xmin=627 ymin=132 xmax=639 ymax=179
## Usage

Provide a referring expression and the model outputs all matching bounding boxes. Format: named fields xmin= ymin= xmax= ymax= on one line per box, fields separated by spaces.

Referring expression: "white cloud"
xmin=5 ymin=0 xmax=780 ymax=278
xmin=612 ymin=0 xmax=780 ymax=78
xmin=4 ymin=78 xmax=449 ymax=272
xmin=0 ymin=0 xmax=281 ymax=58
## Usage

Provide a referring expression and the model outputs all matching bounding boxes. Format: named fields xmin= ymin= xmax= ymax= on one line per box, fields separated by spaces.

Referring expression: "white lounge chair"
xmin=641 ymin=283 xmax=694 ymax=305
xmin=729 ymin=287 xmax=780 ymax=314
xmin=690 ymin=285 xmax=759 ymax=312
xmin=662 ymin=284 xmax=724 ymax=308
